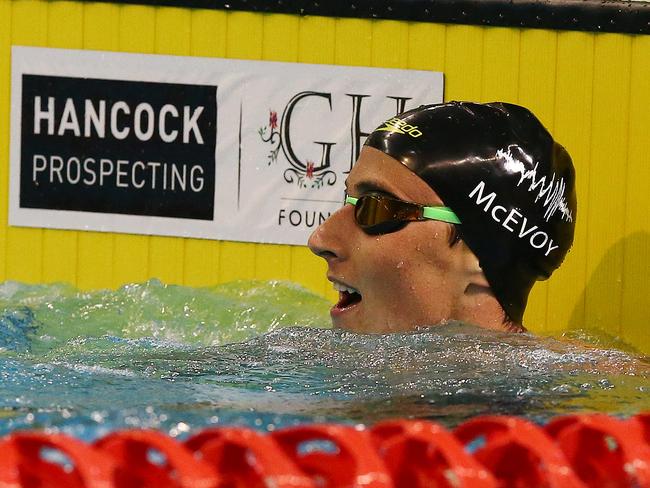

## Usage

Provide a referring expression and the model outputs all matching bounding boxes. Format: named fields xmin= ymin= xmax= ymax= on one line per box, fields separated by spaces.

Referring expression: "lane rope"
xmin=0 ymin=413 xmax=648 ymax=487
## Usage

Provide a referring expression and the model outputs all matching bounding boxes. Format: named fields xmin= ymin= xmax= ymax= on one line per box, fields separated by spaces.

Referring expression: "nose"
xmin=307 ymin=206 xmax=351 ymax=261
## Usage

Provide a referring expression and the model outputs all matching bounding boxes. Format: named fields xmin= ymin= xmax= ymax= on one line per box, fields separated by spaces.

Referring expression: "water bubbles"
xmin=169 ymin=421 xmax=190 ymax=437
xmin=1 ymin=282 xmax=648 ymax=439
xmin=599 ymin=379 xmax=615 ymax=389
xmin=551 ymin=384 xmax=572 ymax=394
xmin=90 ymin=411 xmax=106 ymax=423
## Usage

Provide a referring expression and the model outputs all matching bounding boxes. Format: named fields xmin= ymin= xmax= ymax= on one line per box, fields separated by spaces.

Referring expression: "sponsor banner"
xmin=10 ymin=46 xmax=443 ymax=245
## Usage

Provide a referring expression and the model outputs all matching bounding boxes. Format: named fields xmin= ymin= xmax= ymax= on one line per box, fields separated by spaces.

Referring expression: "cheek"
xmin=361 ymin=233 xmax=434 ymax=286
xmin=413 ymin=226 xmax=459 ymax=270
xmin=372 ymin=227 xmax=458 ymax=287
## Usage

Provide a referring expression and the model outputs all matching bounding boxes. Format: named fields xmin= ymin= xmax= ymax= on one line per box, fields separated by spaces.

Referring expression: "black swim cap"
xmin=365 ymin=102 xmax=577 ymax=323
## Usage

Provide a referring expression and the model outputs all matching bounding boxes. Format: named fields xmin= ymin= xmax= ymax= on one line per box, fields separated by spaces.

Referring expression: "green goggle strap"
xmin=345 ymin=196 xmax=461 ymax=225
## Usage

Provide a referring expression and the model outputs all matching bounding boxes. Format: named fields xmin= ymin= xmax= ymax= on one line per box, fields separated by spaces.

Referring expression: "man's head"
xmin=308 ymin=102 xmax=576 ymax=333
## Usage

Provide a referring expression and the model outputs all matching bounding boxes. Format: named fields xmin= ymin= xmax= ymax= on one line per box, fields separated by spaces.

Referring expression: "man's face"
xmin=308 ymin=146 xmax=474 ymax=333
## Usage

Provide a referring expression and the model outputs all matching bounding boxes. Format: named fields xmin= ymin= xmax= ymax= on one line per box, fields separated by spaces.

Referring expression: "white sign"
xmin=10 ymin=46 xmax=443 ymax=245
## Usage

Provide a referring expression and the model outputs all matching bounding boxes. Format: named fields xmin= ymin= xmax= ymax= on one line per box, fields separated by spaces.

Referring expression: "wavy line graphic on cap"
xmin=498 ymin=147 xmax=574 ymax=223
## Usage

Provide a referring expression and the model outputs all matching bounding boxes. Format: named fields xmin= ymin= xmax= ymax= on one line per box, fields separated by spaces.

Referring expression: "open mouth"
xmin=332 ymin=281 xmax=362 ymax=312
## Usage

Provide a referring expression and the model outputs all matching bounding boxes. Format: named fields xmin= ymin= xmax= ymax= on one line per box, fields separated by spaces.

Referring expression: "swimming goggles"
xmin=345 ymin=193 xmax=461 ymax=235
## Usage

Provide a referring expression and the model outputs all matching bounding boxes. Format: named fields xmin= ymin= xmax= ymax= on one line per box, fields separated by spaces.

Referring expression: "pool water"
xmin=0 ymin=279 xmax=648 ymax=442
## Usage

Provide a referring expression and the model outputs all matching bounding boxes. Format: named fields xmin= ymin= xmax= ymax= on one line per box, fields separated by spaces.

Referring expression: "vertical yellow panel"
xmin=84 ymin=2 xmax=119 ymax=50
xmin=371 ymin=20 xmax=408 ymax=68
xmin=444 ymin=25 xmax=484 ymax=101
xmin=119 ymin=3 xmax=156 ymax=53
xmin=262 ymin=14 xmax=299 ymax=61
xmin=190 ymin=8 xmax=227 ymax=57
xmin=111 ymin=234 xmax=149 ymax=287
xmin=40 ymin=1 xmax=82 ymax=284
xmin=220 ymin=241 xmax=256 ymax=282
xmin=253 ymin=14 xmax=299 ymax=280
xmin=226 ymin=11 xmax=263 ymax=59
xmin=584 ymin=33 xmax=631 ymax=336
xmin=10 ymin=0 xmax=47 ymax=45
xmin=74 ymin=2 xmax=119 ymax=290
xmin=293 ymin=15 xmax=336 ymax=296
xmin=83 ymin=3 xmax=144 ymax=288
xmin=298 ymin=15 xmax=335 ymax=65
xmin=76 ymin=241 xmax=115 ymax=289
xmin=6 ymin=0 xmax=47 ymax=284
xmin=77 ymin=232 xmax=115 ymax=289
xmin=295 ymin=15 xmax=334 ymax=294
xmin=0 ymin=0 xmax=11 ymax=281
xmin=335 ymin=18 xmax=372 ymax=66
xmin=218 ymin=11 xmax=263 ymax=282
xmin=256 ymin=244 xmax=292 ymax=281
xmin=184 ymin=238 xmax=220 ymax=287
xmin=144 ymin=6 xmax=192 ymax=285
xmin=552 ymin=31 xmax=594 ymax=333
xmin=291 ymin=246 xmax=329 ymax=295
xmin=518 ymin=29 xmax=558 ymax=332
xmin=155 ymin=6 xmax=191 ymax=55
xmin=112 ymin=4 xmax=155 ymax=286
xmin=47 ymin=0 xmax=82 ymax=46
xmin=224 ymin=4 xmax=263 ymax=266
xmin=518 ymin=29 xmax=557 ymax=125
xmin=407 ymin=22 xmax=446 ymax=72
xmin=183 ymin=8 xmax=228 ymax=287
xmin=481 ymin=27 xmax=519 ymax=103
xmin=621 ymin=35 xmax=650 ymax=352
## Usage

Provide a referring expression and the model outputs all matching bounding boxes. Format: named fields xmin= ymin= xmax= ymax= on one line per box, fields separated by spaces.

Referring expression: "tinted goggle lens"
xmin=353 ymin=194 xmax=417 ymax=234
xmin=345 ymin=194 xmax=460 ymax=235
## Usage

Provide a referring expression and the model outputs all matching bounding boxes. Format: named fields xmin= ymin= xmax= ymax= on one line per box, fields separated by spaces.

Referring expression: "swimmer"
xmin=308 ymin=102 xmax=577 ymax=333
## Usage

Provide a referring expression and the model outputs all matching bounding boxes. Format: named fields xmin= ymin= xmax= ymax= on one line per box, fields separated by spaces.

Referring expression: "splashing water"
xmin=0 ymin=279 xmax=648 ymax=441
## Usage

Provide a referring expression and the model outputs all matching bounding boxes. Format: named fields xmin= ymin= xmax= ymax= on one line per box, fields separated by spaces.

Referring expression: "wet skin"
xmin=308 ymin=147 xmax=502 ymax=334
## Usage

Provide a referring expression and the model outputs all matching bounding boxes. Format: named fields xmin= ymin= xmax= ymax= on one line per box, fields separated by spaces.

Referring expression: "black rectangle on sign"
xmin=20 ymin=74 xmax=217 ymax=220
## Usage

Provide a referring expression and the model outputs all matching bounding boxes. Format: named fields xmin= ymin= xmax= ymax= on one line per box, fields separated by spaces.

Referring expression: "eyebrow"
xmin=344 ymin=180 xmax=400 ymax=198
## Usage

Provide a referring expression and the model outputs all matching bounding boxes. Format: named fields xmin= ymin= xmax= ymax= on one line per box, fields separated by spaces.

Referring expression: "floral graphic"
xmin=269 ymin=110 xmax=278 ymax=130
xmin=305 ymin=161 xmax=315 ymax=180
xmin=259 ymin=109 xmax=337 ymax=189
xmin=258 ymin=110 xmax=281 ymax=165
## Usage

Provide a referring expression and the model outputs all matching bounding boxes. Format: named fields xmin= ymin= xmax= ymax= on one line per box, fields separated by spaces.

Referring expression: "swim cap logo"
xmin=498 ymin=148 xmax=574 ymax=223
xmin=376 ymin=117 xmax=423 ymax=138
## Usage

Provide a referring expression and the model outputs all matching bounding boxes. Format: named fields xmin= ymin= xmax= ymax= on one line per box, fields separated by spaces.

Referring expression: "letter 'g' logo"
xmin=376 ymin=117 xmax=423 ymax=138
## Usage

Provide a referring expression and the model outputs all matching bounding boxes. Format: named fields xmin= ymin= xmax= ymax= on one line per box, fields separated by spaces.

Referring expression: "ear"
xmin=453 ymin=241 xmax=510 ymax=330
xmin=457 ymin=241 xmax=491 ymax=292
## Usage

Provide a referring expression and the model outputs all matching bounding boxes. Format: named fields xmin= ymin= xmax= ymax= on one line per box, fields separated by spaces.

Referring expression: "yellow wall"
xmin=1 ymin=0 xmax=649 ymax=351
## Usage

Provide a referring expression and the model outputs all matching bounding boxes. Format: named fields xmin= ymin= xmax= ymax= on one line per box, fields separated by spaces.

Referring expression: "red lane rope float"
xmin=0 ymin=432 xmax=115 ymax=488
xmin=94 ymin=429 xmax=219 ymax=488
xmin=185 ymin=427 xmax=314 ymax=488
xmin=271 ymin=424 xmax=393 ymax=487
xmin=0 ymin=413 xmax=648 ymax=488
xmin=370 ymin=419 xmax=497 ymax=487
xmin=631 ymin=412 xmax=650 ymax=445
xmin=454 ymin=416 xmax=586 ymax=487
xmin=545 ymin=413 xmax=650 ymax=487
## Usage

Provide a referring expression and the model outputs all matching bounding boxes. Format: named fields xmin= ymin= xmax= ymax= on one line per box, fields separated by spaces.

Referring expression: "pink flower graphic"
xmin=306 ymin=160 xmax=315 ymax=180
xmin=269 ymin=110 xmax=278 ymax=130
